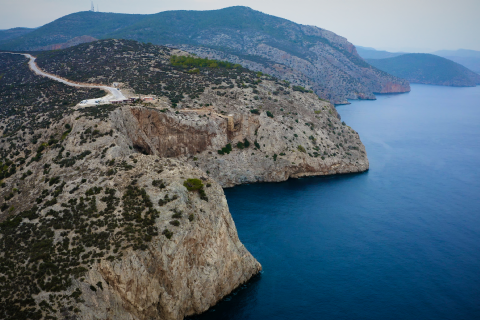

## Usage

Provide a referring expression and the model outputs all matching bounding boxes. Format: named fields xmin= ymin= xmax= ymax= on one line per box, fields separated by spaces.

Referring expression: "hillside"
xmin=0 ymin=39 xmax=368 ymax=319
xmin=0 ymin=27 xmax=35 ymax=42
xmin=0 ymin=6 xmax=409 ymax=104
xmin=433 ymin=49 xmax=480 ymax=74
xmin=367 ymin=53 xmax=480 ymax=87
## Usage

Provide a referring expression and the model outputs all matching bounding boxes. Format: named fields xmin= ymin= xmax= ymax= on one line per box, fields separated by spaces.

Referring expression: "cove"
xmin=191 ymin=84 xmax=480 ymax=320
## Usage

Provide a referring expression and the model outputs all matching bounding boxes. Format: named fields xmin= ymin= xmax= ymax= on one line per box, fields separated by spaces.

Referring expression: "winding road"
xmin=2 ymin=52 xmax=126 ymax=102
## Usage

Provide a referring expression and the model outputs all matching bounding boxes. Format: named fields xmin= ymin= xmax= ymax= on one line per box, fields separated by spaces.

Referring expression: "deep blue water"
xmin=193 ymin=84 xmax=480 ymax=320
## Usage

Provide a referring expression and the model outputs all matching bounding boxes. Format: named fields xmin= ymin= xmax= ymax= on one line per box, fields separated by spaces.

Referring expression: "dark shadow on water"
xmin=186 ymin=272 xmax=263 ymax=320
xmin=224 ymin=169 xmax=369 ymax=191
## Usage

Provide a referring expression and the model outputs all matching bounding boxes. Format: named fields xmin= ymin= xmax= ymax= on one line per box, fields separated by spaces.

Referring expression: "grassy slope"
xmin=367 ymin=53 xmax=480 ymax=86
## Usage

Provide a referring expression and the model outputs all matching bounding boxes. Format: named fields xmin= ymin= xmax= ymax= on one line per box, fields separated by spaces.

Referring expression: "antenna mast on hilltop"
xmin=91 ymin=1 xmax=95 ymax=12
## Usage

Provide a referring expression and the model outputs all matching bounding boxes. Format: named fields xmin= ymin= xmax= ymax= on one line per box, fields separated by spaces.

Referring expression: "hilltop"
xmin=367 ymin=53 xmax=480 ymax=87
xmin=0 ymin=39 xmax=368 ymax=319
xmin=0 ymin=6 xmax=409 ymax=104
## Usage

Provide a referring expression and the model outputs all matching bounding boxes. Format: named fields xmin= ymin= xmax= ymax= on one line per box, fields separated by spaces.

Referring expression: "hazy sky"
xmin=1 ymin=0 xmax=479 ymax=52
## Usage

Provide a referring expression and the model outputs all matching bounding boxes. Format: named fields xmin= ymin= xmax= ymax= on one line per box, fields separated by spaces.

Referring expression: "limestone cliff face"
xmin=77 ymin=156 xmax=261 ymax=320
xmin=0 ymin=113 xmax=260 ymax=320
xmin=111 ymin=77 xmax=369 ymax=187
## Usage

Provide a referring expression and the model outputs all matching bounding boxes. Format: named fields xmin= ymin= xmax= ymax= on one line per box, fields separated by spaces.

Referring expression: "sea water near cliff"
xmin=193 ymin=84 xmax=480 ymax=320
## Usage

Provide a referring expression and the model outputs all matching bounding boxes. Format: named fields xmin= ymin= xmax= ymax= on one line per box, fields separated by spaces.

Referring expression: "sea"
xmin=191 ymin=84 xmax=480 ymax=320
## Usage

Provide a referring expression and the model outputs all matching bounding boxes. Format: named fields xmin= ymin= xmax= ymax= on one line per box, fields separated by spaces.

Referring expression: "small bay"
xmin=192 ymin=84 xmax=480 ymax=320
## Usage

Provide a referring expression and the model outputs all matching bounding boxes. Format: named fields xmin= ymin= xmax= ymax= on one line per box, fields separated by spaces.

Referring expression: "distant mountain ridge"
xmin=356 ymin=46 xmax=405 ymax=59
xmin=0 ymin=27 xmax=35 ymax=42
xmin=367 ymin=54 xmax=480 ymax=87
xmin=433 ymin=49 xmax=480 ymax=74
xmin=0 ymin=6 xmax=410 ymax=104
xmin=357 ymin=46 xmax=480 ymax=76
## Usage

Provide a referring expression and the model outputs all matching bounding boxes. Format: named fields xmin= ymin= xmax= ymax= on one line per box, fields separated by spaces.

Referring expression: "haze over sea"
xmin=191 ymin=84 xmax=480 ymax=320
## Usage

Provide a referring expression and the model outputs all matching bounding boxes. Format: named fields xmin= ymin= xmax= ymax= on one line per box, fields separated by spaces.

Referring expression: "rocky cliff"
xmin=0 ymin=39 xmax=368 ymax=319
xmin=35 ymin=39 xmax=369 ymax=187
xmin=0 ymin=50 xmax=260 ymax=320
xmin=0 ymin=103 xmax=261 ymax=320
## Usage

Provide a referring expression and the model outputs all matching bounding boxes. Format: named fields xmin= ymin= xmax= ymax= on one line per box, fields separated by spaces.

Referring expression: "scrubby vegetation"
xmin=170 ymin=55 xmax=241 ymax=69
xmin=0 ymin=176 xmax=166 ymax=319
xmin=35 ymin=39 xmax=266 ymax=107
xmin=184 ymin=179 xmax=208 ymax=201
xmin=217 ymin=143 xmax=233 ymax=155
xmin=0 ymin=54 xmax=103 ymax=136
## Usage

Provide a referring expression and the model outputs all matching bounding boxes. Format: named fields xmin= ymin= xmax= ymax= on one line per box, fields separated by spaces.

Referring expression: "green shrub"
xmin=172 ymin=211 xmax=182 ymax=219
xmin=170 ymin=220 xmax=180 ymax=227
xmin=297 ymin=145 xmax=306 ymax=153
xmin=183 ymin=179 xmax=208 ymax=201
xmin=49 ymin=177 xmax=60 ymax=186
xmin=292 ymin=85 xmax=308 ymax=93
xmin=217 ymin=143 xmax=233 ymax=155
xmin=266 ymin=111 xmax=274 ymax=118
xmin=162 ymin=229 xmax=173 ymax=239
xmin=250 ymin=109 xmax=260 ymax=115
xmin=183 ymin=179 xmax=204 ymax=191
xmin=170 ymin=55 xmax=239 ymax=69
xmin=152 ymin=180 xmax=166 ymax=189
xmin=199 ymin=188 xmax=208 ymax=202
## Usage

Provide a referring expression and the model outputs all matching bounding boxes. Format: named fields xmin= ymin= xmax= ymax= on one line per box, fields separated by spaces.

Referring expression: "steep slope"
xmin=367 ymin=53 xmax=480 ymax=87
xmin=0 ymin=6 xmax=409 ymax=104
xmin=0 ymin=49 xmax=261 ymax=319
xmin=0 ymin=39 xmax=368 ymax=319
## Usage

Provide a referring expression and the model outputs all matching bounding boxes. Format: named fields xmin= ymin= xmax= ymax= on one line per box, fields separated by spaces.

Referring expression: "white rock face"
xmin=111 ymin=78 xmax=369 ymax=188
xmin=0 ymin=114 xmax=260 ymax=320
xmin=76 ymin=157 xmax=261 ymax=320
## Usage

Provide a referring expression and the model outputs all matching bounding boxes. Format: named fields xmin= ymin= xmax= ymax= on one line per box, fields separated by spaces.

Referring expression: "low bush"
xmin=183 ymin=179 xmax=203 ymax=191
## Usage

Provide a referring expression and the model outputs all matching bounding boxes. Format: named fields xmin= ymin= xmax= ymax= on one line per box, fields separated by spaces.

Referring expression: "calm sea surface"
xmin=192 ymin=84 xmax=480 ymax=320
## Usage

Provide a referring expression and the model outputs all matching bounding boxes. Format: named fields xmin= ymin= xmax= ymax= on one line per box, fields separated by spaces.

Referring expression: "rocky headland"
xmin=0 ymin=39 xmax=368 ymax=319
